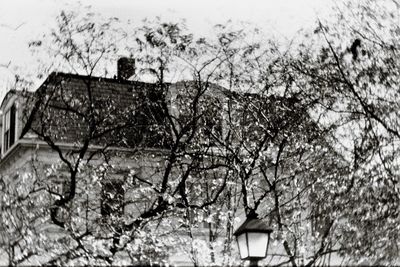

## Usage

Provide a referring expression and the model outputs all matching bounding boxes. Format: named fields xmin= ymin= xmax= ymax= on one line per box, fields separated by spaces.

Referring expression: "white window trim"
xmin=2 ymin=101 xmax=18 ymax=156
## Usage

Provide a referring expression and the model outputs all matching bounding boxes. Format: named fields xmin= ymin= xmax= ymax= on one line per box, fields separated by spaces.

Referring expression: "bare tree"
xmin=4 ymin=3 xmax=400 ymax=266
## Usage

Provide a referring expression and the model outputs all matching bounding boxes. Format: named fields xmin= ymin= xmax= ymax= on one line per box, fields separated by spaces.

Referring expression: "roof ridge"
xmin=48 ymin=71 xmax=158 ymax=86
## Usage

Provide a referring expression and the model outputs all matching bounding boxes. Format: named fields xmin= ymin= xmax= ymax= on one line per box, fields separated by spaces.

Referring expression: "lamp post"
xmin=234 ymin=211 xmax=273 ymax=267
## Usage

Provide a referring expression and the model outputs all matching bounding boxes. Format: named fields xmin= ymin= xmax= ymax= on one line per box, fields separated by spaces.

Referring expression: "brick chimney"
xmin=117 ymin=57 xmax=135 ymax=80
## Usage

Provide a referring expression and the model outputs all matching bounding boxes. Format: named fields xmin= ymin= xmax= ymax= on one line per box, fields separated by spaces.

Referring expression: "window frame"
xmin=2 ymin=103 xmax=17 ymax=154
xmin=101 ymin=180 xmax=125 ymax=218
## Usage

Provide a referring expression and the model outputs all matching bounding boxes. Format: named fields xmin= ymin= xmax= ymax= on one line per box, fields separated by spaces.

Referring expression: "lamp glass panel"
xmin=247 ymin=232 xmax=269 ymax=258
xmin=237 ymin=233 xmax=249 ymax=259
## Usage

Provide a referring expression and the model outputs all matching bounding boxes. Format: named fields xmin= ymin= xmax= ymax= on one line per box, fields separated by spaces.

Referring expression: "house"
xmin=0 ymin=58 xmax=341 ymax=266
xmin=0 ymin=58 xmax=237 ymax=266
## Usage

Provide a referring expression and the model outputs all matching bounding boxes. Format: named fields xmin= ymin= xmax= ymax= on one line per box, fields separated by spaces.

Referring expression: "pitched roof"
xmin=18 ymin=71 xmax=318 ymax=152
xmin=21 ymin=72 xmax=172 ymax=148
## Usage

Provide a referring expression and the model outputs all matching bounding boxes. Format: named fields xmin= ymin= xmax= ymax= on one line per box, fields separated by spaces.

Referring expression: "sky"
xmin=0 ymin=0 xmax=335 ymax=101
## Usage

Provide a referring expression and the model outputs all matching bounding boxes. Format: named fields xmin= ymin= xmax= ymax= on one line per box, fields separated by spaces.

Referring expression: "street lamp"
xmin=234 ymin=211 xmax=273 ymax=267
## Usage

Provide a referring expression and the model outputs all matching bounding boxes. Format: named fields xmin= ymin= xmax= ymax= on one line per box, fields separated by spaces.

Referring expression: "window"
xmin=49 ymin=176 xmax=71 ymax=197
xmin=4 ymin=104 xmax=16 ymax=152
xmin=184 ymin=208 xmax=211 ymax=230
xmin=311 ymin=211 xmax=330 ymax=236
xmin=101 ymin=180 xmax=125 ymax=218
xmin=310 ymin=192 xmax=331 ymax=236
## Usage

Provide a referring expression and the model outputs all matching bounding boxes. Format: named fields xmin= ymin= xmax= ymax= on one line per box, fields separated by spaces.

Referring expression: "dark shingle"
xmin=22 ymin=72 xmax=172 ymax=149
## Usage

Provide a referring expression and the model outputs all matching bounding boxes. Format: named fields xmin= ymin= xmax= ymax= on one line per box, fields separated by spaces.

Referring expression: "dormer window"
xmin=4 ymin=104 xmax=16 ymax=152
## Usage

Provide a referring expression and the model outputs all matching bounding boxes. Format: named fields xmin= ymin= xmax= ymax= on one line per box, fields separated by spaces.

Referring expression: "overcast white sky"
xmin=0 ymin=0 xmax=335 ymax=100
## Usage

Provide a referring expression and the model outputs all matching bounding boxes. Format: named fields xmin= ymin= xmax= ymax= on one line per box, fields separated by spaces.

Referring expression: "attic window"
xmin=4 ymin=104 xmax=16 ymax=152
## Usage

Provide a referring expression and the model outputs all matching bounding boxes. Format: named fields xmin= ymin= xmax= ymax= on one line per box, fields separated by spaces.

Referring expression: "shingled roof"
xmin=17 ymin=71 xmax=317 ymax=153
xmin=21 ymin=72 xmax=172 ymax=149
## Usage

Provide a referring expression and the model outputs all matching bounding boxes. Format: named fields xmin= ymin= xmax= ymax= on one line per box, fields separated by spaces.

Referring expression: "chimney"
xmin=117 ymin=57 xmax=135 ymax=80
